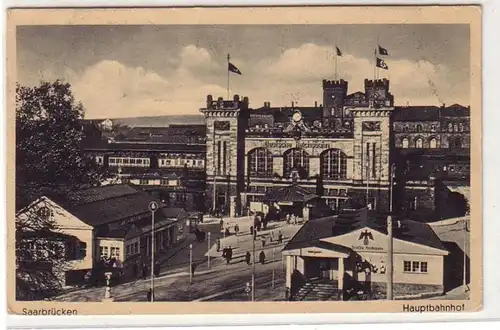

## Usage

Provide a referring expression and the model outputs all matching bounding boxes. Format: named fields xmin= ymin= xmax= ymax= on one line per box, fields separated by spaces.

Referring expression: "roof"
xmin=82 ymin=138 xmax=205 ymax=152
xmin=283 ymin=207 xmax=446 ymax=252
xmin=55 ymin=184 xmax=187 ymax=228
xmin=264 ymin=184 xmax=318 ymax=203
xmin=392 ymin=104 xmax=470 ymax=121
xmin=251 ymin=106 xmax=324 ymax=124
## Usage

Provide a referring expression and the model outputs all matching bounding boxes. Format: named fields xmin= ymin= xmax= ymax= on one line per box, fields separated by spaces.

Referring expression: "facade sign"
xmin=214 ymin=121 xmax=230 ymax=131
xmin=262 ymin=141 xmax=333 ymax=150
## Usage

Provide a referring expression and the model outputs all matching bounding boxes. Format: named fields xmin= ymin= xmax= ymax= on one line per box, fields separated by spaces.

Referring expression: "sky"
xmin=17 ymin=24 xmax=470 ymax=119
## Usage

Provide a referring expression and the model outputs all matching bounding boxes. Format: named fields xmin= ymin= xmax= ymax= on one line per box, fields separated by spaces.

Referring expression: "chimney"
xmin=207 ymin=95 xmax=213 ymax=108
xmin=291 ymin=101 xmax=295 ymax=108
xmin=234 ymin=94 xmax=240 ymax=102
xmin=315 ymin=101 xmax=318 ymax=107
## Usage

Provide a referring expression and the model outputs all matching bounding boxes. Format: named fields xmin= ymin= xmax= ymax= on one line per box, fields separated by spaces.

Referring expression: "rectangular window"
xmin=404 ymin=261 xmax=428 ymax=273
xmin=403 ymin=261 xmax=411 ymax=272
xmin=123 ymin=158 xmax=129 ymax=164
xmin=129 ymin=159 xmax=136 ymax=164
xmin=137 ymin=159 xmax=143 ymax=165
xmin=217 ymin=141 xmax=222 ymax=174
xmin=420 ymin=262 xmax=428 ymax=273
xmin=110 ymin=247 xmax=120 ymax=259
xmin=372 ymin=142 xmax=376 ymax=179
xmin=223 ymin=141 xmax=227 ymax=174
xmin=140 ymin=179 xmax=149 ymax=185
xmin=412 ymin=261 xmax=420 ymax=272
xmin=100 ymin=246 xmax=109 ymax=258
xmin=117 ymin=158 xmax=123 ymax=164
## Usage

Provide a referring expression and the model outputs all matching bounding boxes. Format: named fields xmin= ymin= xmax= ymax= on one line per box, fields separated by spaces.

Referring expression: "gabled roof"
xmin=54 ymin=184 xmax=186 ymax=227
xmin=283 ymin=207 xmax=446 ymax=252
xmin=263 ymin=184 xmax=318 ymax=203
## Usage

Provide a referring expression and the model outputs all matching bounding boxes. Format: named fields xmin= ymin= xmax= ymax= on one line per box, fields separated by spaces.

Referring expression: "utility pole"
xmin=272 ymin=248 xmax=276 ymax=289
xmin=189 ymin=244 xmax=193 ymax=284
xmin=148 ymin=201 xmax=159 ymax=302
xmin=387 ymin=163 xmax=395 ymax=300
xmin=252 ymin=222 xmax=256 ymax=302
xmin=207 ymin=232 xmax=211 ymax=269
xmin=463 ymin=219 xmax=469 ymax=291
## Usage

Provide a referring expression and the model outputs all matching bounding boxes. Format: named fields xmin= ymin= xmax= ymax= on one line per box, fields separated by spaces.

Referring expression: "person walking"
xmin=261 ymin=237 xmax=266 ymax=248
xmin=146 ymin=288 xmax=153 ymax=301
xmin=227 ymin=246 xmax=233 ymax=264
xmin=245 ymin=251 xmax=251 ymax=265
xmin=286 ymin=213 xmax=291 ymax=224
xmin=216 ymin=238 xmax=221 ymax=252
xmin=259 ymin=250 xmax=266 ymax=265
xmin=234 ymin=224 xmax=240 ymax=236
xmin=132 ymin=262 xmax=138 ymax=278
xmin=154 ymin=260 xmax=160 ymax=277
xmin=278 ymin=230 xmax=283 ymax=244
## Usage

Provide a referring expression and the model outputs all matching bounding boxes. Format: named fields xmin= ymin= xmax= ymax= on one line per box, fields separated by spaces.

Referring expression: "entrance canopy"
xmin=263 ymin=184 xmax=318 ymax=204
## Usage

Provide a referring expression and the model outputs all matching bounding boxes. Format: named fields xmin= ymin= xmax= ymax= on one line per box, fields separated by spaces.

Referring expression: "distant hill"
xmin=101 ymin=115 xmax=205 ymax=127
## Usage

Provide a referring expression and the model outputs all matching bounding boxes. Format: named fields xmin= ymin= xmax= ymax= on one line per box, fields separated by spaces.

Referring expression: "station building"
xmin=200 ymin=78 xmax=471 ymax=221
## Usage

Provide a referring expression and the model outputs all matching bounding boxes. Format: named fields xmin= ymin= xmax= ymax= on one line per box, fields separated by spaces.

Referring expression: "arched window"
xmin=459 ymin=122 xmax=464 ymax=132
xmin=429 ymin=137 xmax=437 ymax=148
xmin=454 ymin=123 xmax=459 ymax=132
xmin=283 ymin=148 xmax=309 ymax=179
xmin=320 ymin=149 xmax=348 ymax=180
xmin=416 ymin=124 xmax=423 ymax=132
xmin=247 ymin=148 xmax=273 ymax=177
xmin=448 ymin=123 xmax=453 ymax=132
xmin=402 ymin=138 xmax=409 ymax=148
xmin=416 ymin=138 xmax=423 ymax=148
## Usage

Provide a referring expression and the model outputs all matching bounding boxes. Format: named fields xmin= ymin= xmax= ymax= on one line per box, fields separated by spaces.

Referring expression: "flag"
xmin=228 ymin=62 xmax=242 ymax=75
xmin=336 ymin=46 xmax=342 ymax=57
xmin=378 ymin=45 xmax=389 ymax=56
xmin=376 ymin=57 xmax=389 ymax=70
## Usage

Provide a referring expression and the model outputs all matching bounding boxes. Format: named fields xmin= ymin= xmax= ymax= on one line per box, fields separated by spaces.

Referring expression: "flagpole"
xmin=373 ymin=48 xmax=377 ymax=81
xmin=334 ymin=46 xmax=338 ymax=80
xmin=227 ymin=54 xmax=230 ymax=100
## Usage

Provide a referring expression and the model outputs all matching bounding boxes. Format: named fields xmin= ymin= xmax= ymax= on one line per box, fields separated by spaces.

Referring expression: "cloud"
xmin=65 ymin=43 xmax=469 ymax=119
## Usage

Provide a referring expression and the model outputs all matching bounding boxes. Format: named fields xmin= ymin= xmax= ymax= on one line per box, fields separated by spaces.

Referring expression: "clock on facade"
xmin=292 ymin=112 xmax=302 ymax=123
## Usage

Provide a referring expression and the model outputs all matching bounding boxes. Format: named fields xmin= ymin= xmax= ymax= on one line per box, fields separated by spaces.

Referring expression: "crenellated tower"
xmin=200 ymin=94 xmax=249 ymax=216
xmin=322 ymin=79 xmax=348 ymax=118
xmin=350 ymin=78 xmax=395 ymax=211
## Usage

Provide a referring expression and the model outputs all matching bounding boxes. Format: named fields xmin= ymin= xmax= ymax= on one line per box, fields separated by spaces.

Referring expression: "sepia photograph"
xmin=6 ymin=6 xmax=481 ymax=315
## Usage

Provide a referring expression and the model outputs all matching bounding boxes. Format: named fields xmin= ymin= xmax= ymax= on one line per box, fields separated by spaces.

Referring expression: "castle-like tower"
xmin=200 ymin=94 xmax=249 ymax=216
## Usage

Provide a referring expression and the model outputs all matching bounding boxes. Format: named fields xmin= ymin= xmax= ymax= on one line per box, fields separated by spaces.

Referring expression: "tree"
xmin=15 ymin=80 xmax=108 ymax=299
xmin=16 ymin=202 xmax=78 ymax=300
xmin=16 ymin=80 xmax=107 ymax=209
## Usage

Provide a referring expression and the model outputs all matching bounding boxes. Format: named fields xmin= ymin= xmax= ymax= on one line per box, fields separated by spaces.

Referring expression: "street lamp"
xmin=148 ymin=201 xmax=159 ymax=302
xmin=189 ymin=244 xmax=193 ymax=284
xmin=207 ymin=232 xmax=211 ymax=269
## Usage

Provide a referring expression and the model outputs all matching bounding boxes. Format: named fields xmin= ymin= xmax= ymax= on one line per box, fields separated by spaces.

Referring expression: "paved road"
xmin=55 ymin=217 xmax=299 ymax=302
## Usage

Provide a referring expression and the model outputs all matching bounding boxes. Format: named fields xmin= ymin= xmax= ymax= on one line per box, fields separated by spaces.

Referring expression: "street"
xmin=54 ymin=216 xmax=301 ymax=302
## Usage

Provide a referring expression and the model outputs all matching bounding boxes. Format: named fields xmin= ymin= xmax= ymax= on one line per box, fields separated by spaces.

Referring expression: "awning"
xmin=263 ymin=184 xmax=318 ymax=203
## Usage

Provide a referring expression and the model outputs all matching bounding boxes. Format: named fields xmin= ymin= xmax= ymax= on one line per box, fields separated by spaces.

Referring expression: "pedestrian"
xmin=261 ymin=237 xmax=266 ymax=248
xmin=250 ymin=225 xmax=254 ymax=236
xmin=286 ymin=213 xmax=291 ymax=224
xmin=225 ymin=227 xmax=230 ymax=237
xmin=234 ymin=224 xmax=239 ymax=236
xmin=228 ymin=246 xmax=233 ymax=263
xmin=245 ymin=251 xmax=251 ymax=265
xmin=220 ymin=218 xmax=224 ymax=230
xmin=146 ymin=288 xmax=153 ymax=301
xmin=270 ymin=230 xmax=274 ymax=243
xmin=154 ymin=261 xmax=160 ymax=277
xmin=142 ymin=263 xmax=148 ymax=280
xmin=253 ymin=230 xmax=257 ymax=241
xmin=259 ymin=250 xmax=266 ymax=264
xmin=222 ymin=247 xmax=227 ymax=259
xmin=191 ymin=263 xmax=196 ymax=277
xmin=278 ymin=231 xmax=283 ymax=244
xmin=132 ymin=262 xmax=138 ymax=278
